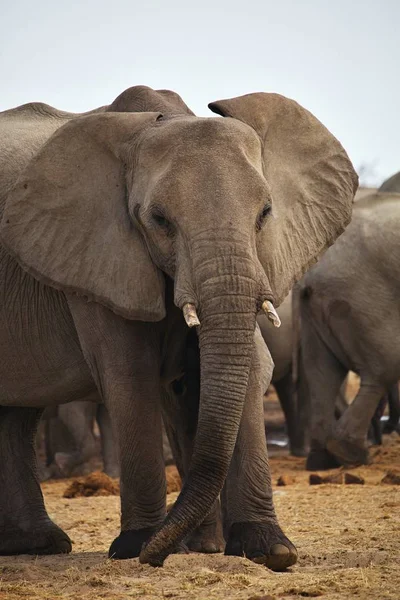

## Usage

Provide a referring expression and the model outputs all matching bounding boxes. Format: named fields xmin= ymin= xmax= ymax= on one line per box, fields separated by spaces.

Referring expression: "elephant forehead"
xmin=139 ymin=115 xmax=263 ymax=166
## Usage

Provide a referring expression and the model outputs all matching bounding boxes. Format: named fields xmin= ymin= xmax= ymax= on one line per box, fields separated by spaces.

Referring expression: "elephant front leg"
xmin=222 ymin=342 xmax=297 ymax=571
xmin=108 ymin=362 xmax=167 ymax=559
xmin=68 ymin=298 xmax=167 ymax=559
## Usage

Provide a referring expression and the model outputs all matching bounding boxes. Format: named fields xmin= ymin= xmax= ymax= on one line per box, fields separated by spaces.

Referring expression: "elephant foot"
xmin=185 ymin=519 xmax=225 ymax=553
xmin=225 ymin=521 xmax=297 ymax=571
xmin=306 ymin=448 xmax=341 ymax=471
xmin=326 ymin=437 xmax=369 ymax=467
xmin=0 ymin=522 xmax=71 ymax=556
xmin=109 ymin=527 xmax=157 ymax=559
xmin=109 ymin=527 xmax=188 ymax=560
xmin=383 ymin=420 xmax=400 ymax=435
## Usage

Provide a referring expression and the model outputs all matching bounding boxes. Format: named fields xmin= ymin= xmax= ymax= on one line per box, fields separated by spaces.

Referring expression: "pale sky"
xmin=1 ymin=0 xmax=398 ymax=185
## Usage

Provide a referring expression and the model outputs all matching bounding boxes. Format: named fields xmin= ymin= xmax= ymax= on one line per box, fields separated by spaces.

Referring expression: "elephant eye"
xmin=152 ymin=210 xmax=170 ymax=229
xmin=256 ymin=203 xmax=272 ymax=232
xmin=151 ymin=209 xmax=175 ymax=237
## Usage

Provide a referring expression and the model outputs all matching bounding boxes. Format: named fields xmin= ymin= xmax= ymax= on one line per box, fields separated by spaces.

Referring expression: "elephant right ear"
xmin=0 ymin=111 xmax=166 ymax=321
xmin=209 ymin=93 xmax=358 ymax=307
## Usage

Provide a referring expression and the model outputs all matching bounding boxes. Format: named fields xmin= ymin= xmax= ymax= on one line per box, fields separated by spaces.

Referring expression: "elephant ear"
xmin=209 ymin=93 xmax=358 ymax=306
xmin=0 ymin=111 xmax=166 ymax=321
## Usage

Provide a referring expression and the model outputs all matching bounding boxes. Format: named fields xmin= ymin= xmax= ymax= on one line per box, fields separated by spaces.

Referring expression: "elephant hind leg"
xmin=0 ymin=406 xmax=71 ymax=555
xmin=327 ymin=379 xmax=385 ymax=466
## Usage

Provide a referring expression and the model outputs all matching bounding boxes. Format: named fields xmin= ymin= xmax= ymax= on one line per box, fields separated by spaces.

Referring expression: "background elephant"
xmin=37 ymin=397 xmax=178 ymax=480
xmin=258 ymin=290 xmax=400 ymax=458
xmin=37 ymin=401 xmax=119 ymax=479
xmin=297 ymin=173 xmax=400 ymax=470
xmin=0 ymin=85 xmax=356 ymax=568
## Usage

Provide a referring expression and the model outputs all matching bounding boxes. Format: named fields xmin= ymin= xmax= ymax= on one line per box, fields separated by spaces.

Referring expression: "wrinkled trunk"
xmin=140 ymin=237 xmax=261 ymax=565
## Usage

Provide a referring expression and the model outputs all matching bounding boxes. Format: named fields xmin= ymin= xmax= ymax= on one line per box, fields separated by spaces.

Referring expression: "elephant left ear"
xmin=209 ymin=93 xmax=358 ymax=306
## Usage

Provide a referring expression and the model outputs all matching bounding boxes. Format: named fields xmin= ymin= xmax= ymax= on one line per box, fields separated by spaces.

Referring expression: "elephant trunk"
xmin=140 ymin=236 xmax=263 ymax=565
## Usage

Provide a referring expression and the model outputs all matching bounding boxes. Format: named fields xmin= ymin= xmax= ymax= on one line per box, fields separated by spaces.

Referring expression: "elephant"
xmin=259 ymin=291 xmax=400 ymax=457
xmin=297 ymin=174 xmax=400 ymax=470
xmin=0 ymin=85 xmax=357 ymax=568
xmin=38 ymin=400 xmax=119 ymax=479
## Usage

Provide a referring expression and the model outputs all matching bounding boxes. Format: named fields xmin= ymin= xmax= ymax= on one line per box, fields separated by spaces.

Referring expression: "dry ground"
xmin=1 ymin=436 xmax=399 ymax=600
xmin=1 ymin=386 xmax=399 ymax=600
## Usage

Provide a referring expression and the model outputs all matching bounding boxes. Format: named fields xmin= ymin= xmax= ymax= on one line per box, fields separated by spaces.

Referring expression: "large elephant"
xmin=297 ymin=174 xmax=400 ymax=470
xmin=0 ymin=85 xmax=357 ymax=568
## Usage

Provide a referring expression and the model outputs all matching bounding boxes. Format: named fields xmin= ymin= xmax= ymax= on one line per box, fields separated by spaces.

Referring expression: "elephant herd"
xmin=0 ymin=84 xmax=398 ymax=571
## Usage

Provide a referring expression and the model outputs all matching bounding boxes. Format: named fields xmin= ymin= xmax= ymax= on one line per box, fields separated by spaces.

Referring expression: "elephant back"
xmin=0 ymin=103 xmax=74 ymax=216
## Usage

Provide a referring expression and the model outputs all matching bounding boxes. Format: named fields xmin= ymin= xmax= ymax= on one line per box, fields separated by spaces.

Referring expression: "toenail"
xmin=270 ymin=543 xmax=290 ymax=555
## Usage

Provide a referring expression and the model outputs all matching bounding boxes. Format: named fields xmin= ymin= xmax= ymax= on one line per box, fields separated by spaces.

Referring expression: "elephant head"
xmin=0 ymin=85 xmax=358 ymax=564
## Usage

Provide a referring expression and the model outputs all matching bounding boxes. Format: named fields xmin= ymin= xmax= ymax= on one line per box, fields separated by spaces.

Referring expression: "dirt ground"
xmin=1 ymin=392 xmax=399 ymax=600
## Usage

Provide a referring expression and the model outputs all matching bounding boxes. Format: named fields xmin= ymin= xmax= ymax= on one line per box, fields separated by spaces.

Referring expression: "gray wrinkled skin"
xmin=258 ymin=288 xmax=400 ymax=459
xmin=0 ymin=85 xmax=356 ymax=566
xmin=298 ymin=184 xmax=400 ymax=469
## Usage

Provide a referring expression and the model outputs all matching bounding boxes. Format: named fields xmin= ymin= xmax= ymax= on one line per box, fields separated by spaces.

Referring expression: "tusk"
xmin=262 ymin=300 xmax=281 ymax=328
xmin=183 ymin=303 xmax=200 ymax=328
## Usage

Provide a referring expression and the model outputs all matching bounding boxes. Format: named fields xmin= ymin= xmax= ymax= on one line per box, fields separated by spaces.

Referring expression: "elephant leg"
xmin=384 ymin=383 xmax=400 ymax=434
xmin=301 ymin=326 xmax=347 ymax=471
xmin=107 ymin=361 xmax=166 ymax=561
xmin=162 ymin=395 xmax=224 ymax=553
xmin=274 ymin=372 xmax=306 ymax=457
xmin=327 ymin=379 xmax=385 ymax=466
xmin=54 ymin=400 xmax=97 ymax=477
xmin=161 ymin=337 xmax=224 ymax=554
xmin=96 ymin=404 xmax=120 ymax=478
xmin=0 ymin=406 xmax=71 ymax=555
xmin=67 ymin=297 xmax=167 ymax=559
xmin=223 ymin=343 xmax=297 ymax=572
xmin=368 ymin=396 xmax=386 ymax=446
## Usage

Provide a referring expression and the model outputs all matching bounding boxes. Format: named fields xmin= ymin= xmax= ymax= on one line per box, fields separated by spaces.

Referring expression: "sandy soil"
xmin=1 ymin=397 xmax=399 ymax=600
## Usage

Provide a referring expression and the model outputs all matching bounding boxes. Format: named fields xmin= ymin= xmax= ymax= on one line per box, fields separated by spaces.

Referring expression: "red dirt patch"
xmin=63 ymin=471 xmax=119 ymax=498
